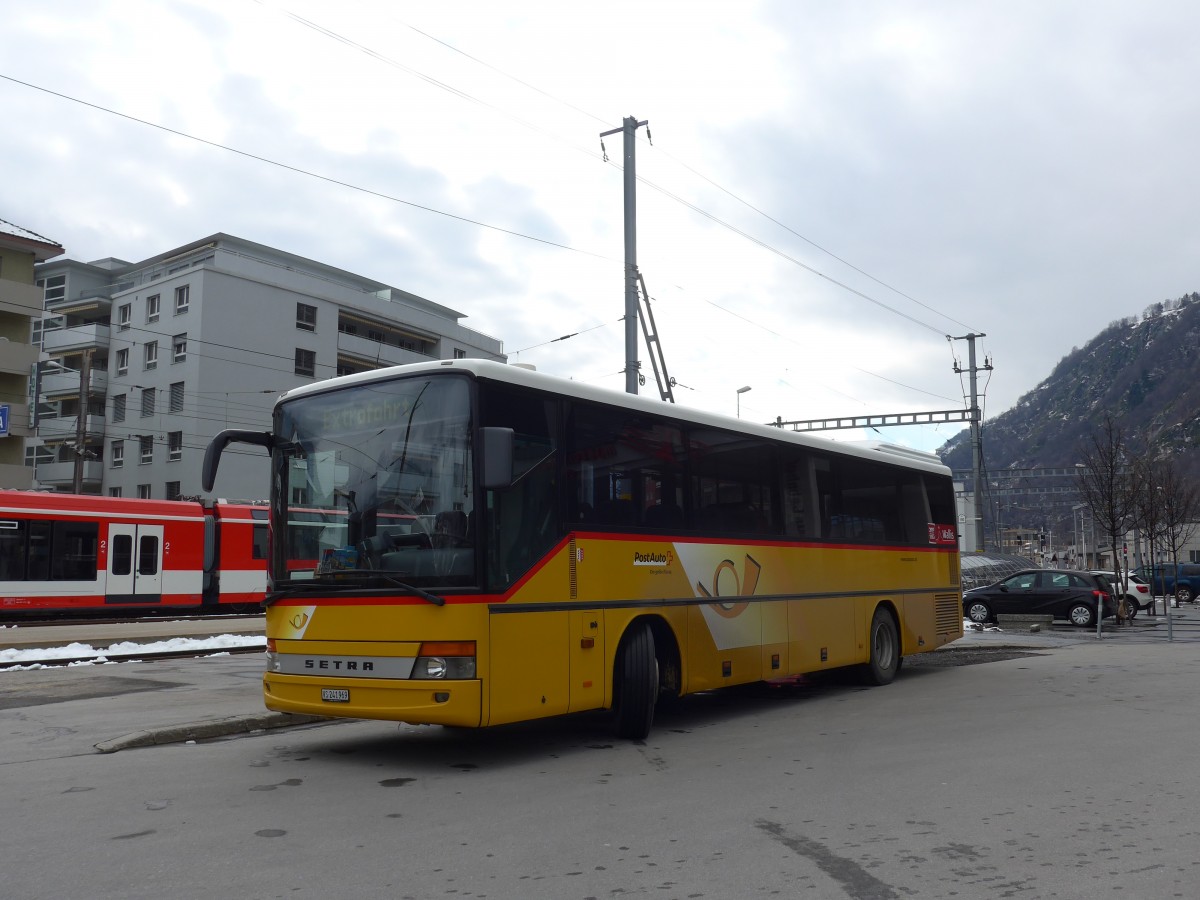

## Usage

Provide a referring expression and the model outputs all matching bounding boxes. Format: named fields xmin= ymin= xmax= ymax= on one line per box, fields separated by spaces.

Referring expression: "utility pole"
xmin=72 ymin=349 xmax=92 ymax=494
xmin=950 ymin=334 xmax=992 ymax=552
xmin=600 ymin=115 xmax=649 ymax=395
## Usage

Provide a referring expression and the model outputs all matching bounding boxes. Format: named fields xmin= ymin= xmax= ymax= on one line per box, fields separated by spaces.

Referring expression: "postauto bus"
xmin=203 ymin=359 xmax=962 ymax=739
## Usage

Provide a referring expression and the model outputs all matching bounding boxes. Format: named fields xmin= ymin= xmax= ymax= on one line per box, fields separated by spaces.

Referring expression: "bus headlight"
xmin=412 ymin=642 xmax=476 ymax=679
xmin=413 ymin=656 xmax=476 ymax=679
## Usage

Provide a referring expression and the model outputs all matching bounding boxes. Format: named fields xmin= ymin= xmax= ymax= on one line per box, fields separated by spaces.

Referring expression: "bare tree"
xmin=1158 ymin=459 xmax=1200 ymax=603
xmin=1075 ymin=416 xmax=1136 ymax=625
xmin=1132 ymin=455 xmax=1170 ymax=616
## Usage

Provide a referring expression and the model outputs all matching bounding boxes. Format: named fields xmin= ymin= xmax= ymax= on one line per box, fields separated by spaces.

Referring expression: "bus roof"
xmin=276 ymin=359 xmax=952 ymax=476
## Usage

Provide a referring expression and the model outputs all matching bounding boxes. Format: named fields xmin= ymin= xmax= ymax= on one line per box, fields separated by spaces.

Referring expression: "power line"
xmin=0 ymin=73 xmax=613 ymax=263
xmin=386 ymin=10 xmax=983 ymax=336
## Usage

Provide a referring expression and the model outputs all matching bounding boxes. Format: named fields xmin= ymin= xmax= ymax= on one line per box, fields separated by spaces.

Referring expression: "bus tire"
xmin=613 ymin=622 xmax=657 ymax=740
xmin=861 ymin=607 xmax=900 ymax=686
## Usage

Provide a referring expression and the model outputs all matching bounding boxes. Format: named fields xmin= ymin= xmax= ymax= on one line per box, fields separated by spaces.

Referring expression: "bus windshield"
xmin=273 ymin=374 xmax=475 ymax=590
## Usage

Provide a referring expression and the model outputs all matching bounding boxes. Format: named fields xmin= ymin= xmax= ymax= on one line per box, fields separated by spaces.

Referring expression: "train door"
xmin=106 ymin=523 xmax=165 ymax=604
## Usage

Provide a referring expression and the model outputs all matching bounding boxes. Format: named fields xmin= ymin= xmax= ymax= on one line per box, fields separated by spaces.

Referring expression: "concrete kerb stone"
xmin=996 ymin=613 xmax=1054 ymax=631
xmin=94 ymin=712 xmax=332 ymax=754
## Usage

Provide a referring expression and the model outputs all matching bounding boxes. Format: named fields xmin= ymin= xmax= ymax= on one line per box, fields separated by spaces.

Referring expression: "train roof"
xmin=275 ymin=359 xmax=952 ymax=476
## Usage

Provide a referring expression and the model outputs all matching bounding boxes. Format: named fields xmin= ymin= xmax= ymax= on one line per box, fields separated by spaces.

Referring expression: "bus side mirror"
xmin=203 ymin=429 xmax=274 ymax=492
xmin=480 ymin=427 xmax=514 ymax=489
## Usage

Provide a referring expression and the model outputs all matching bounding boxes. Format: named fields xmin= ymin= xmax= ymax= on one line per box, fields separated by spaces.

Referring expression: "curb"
xmin=94 ymin=712 xmax=332 ymax=754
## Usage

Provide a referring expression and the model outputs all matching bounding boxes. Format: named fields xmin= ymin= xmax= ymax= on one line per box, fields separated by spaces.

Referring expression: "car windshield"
xmin=272 ymin=374 xmax=476 ymax=590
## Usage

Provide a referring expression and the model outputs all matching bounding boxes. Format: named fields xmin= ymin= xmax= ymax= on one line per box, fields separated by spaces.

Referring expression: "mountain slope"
xmin=939 ymin=292 xmax=1200 ymax=476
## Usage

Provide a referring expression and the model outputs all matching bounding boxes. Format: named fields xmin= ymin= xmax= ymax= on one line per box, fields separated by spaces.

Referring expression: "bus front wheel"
xmin=861 ymin=608 xmax=900 ymax=686
xmin=613 ymin=622 xmax=657 ymax=740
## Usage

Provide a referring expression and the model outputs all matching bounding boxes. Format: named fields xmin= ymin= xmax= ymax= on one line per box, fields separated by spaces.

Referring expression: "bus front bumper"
xmin=263 ymin=672 xmax=483 ymax=727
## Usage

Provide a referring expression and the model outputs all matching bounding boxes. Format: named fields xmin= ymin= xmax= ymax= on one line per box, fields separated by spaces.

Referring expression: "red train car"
xmin=0 ymin=490 xmax=267 ymax=617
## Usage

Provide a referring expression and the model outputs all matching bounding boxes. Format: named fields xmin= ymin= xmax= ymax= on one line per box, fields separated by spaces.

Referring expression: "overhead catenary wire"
xmin=4 ymin=35 xmax=967 ymax=410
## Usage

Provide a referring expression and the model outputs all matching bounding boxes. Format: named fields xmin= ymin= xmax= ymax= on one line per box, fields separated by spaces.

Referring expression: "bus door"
xmin=106 ymin=523 xmax=164 ymax=603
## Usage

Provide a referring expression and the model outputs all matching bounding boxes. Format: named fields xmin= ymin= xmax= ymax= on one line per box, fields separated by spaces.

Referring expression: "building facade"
xmin=0 ymin=222 xmax=64 ymax=488
xmin=33 ymin=234 xmax=505 ymax=500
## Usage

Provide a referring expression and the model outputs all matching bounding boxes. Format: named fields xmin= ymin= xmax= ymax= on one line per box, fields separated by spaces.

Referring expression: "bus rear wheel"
xmin=613 ymin=622 xmax=657 ymax=740
xmin=860 ymin=608 xmax=900 ymax=686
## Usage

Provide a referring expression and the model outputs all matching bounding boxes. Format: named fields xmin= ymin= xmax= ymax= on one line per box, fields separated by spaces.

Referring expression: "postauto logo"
xmin=632 ymin=549 xmax=674 ymax=567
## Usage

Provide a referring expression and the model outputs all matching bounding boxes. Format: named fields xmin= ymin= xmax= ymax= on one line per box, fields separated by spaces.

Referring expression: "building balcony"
xmin=41 ymin=323 xmax=111 ymax=356
xmin=0 ymin=279 xmax=43 ymax=315
xmin=0 ymin=461 xmax=34 ymax=490
xmin=0 ymin=401 xmax=31 ymax=437
xmin=36 ymin=459 xmax=104 ymax=489
xmin=37 ymin=413 xmax=106 ymax=443
xmin=0 ymin=339 xmax=38 ymax=377
xmin=336 ymin=331 xmax=431 ymax=369
xmin=41 ymin=368 xmax=109 ymax=399
xmin=45 ymin=287 xmax=113 ymax=319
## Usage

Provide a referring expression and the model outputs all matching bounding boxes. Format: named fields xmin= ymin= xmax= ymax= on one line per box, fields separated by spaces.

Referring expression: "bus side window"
xmin=481 ymin=383 xmax=560 ymax=590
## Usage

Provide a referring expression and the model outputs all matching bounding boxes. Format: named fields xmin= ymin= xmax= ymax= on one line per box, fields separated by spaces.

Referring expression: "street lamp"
xmin=736 ymin=385 xmax=751 ymax=418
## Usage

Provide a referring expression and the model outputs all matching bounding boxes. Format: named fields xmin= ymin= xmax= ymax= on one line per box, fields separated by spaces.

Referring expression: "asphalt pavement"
xmin=2 ymin=600 xmax=1198 ymax=760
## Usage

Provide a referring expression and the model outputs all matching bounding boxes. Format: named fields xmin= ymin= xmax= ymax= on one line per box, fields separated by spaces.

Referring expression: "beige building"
xmin=0 ymin=222 xmax=63 ymax=488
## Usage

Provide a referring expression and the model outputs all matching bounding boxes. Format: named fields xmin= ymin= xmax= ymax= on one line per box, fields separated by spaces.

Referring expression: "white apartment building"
xmin=0 ymin=222 xmax=63 ymax=489
xmin=33 ymin=233 xmax=505 ymax=500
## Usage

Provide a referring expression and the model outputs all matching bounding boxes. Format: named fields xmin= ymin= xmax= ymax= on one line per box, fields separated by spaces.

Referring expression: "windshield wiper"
xmin=263 ymin=580 xmax=329 ymax=606
xmin=312 ymin=568 xmax=445 ymax=606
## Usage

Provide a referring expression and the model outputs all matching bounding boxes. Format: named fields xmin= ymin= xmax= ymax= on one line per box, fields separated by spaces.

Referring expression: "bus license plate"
xmin=321 ymin=688 xmax=350 ymax=703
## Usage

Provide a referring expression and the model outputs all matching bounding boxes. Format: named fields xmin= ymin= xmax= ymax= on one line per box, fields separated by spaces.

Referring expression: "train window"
xmin=27 ymin=521 xmax=51 ymax=580
xmin=138 ymin=535 xmax=160 ymax=575
xmin=112 ymin=534 xmax=133 ymax=576
xmin=252 ymin=524 xmax=268 ymax=560
xmin=0 ymin=521 xmax=24 ymax=581
xmin=50 ymin=521 xmax=99 ymax=581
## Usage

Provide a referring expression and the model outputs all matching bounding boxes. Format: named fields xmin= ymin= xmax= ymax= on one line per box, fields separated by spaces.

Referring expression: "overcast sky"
xmin=4 ymin=1 xmax=1198 ymax=452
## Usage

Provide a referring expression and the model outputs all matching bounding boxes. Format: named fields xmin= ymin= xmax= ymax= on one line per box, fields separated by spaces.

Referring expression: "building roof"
xmin=0 ymin=218 xmax=64 ymax=262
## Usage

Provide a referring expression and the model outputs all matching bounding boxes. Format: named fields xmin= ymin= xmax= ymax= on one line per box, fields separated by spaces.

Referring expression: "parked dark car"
xmin=963 ymin=568 xmax=1115 ymax=627
xmin=1132 ymin=563 xmax=1200 ymax=604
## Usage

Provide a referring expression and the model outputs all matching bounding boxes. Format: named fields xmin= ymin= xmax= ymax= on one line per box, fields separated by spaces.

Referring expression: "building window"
xmin=296 ymin=303 xmax=317 ymax=332
xmin=111 ymin=440 xmax=124 ymax=469
xmin=109 ymin=487 xmax=122 ymax=498
xmin=116 ymin=348 xmax=129 ymax=377
xmin=112 ymin=394 xmax=126 ymax=424
xmin=165 ymin=481 xmax=181 ymax=501
xmin=295 ymin=348 xmax=315 ymax=377
xmin=144 ymin=341 xmax=158 ymax=370
xmin=137 ymin=484 xmax=152 ymax=499
xmin=453 ymin=348 xmax=467 ymax=359
xmin=169 ymin=381 xmax=184 ymax=413
xmin=139 ymin=435 xmax=153 ymax=464
xmin=117 ymin=303 xmax=132 ymax=330
xmin=174 ymin=285 xmax=190 ymax=314
xmin=168 ymin=431 xmax=183 ymax=461
xmin=172 ymin=334 xmax=187 ymax=363
xmin=39 ymin=274 xmax=66 ymax=304
xmin=146 ymin=294 xmax=160 ymax=322
xmin=367 ymin=328 xmax=385 ymax=343
xmin=141 ymin=387 xmax=156 ymax=417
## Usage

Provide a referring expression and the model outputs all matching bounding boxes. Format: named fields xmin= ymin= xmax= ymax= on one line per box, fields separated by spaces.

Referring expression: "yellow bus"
xmin=204 ymin=359 xmax=962 ymax=738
